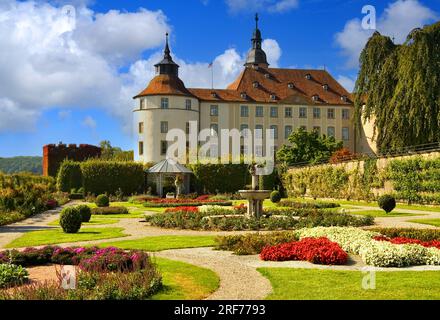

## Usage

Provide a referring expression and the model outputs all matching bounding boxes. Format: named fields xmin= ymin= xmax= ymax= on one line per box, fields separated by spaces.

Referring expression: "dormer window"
xmin=253 ymin=81 xmax=259 ymax=88
xmin=312 ymin=95 xmax=319 ymax=102
xmin=241 ymin=92 xmax=247 ymax=99
xmin=341 ymin=95 xmax=348 ymax=102
xmin=264 ymin=73 xmax=270 ymax=79
xmin=252 ymin=65 xmax=259 ymax=70
xmin=305 ymin=73 xmax=312 ymax=80
xmin=288 ymin=82 xmax=294 ymax=89
xmin=211 ymin=92 xmax=218 ymax=98
xmin=323 ymin=84 xmax=329 ymax=91
xmin=270 ymin=94 xmax=277 ymax=101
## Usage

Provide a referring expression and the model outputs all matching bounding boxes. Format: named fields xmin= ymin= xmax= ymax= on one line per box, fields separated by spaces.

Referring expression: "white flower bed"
xmin=198 ymin=205 xmax=232 ymax=213
xmin=295 ymin=227 xmax=440 ymax=267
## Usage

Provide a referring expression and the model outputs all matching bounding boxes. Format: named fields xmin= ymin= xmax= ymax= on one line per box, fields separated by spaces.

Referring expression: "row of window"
xmin=228 ymin=105 xmax=350 ymax=120
xmin=139 ymin=121 xmax=350 ymax=141
xmin=139 ymin=98 xmax=193 ymax=110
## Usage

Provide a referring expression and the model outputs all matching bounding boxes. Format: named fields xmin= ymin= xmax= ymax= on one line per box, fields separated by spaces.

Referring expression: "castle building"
xmin=133 ymin=15 xmax=355 ymax=164
xmin=43 ymin=143 xmax=101 ymax=177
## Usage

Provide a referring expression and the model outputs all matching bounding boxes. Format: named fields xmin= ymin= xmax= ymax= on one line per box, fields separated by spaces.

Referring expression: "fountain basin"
xmin=239 ymin=190 xmax=271 ymax=200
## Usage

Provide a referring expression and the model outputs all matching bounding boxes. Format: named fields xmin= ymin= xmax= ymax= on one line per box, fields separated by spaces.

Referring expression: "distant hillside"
xmin=0 ymin=156 xmax=43 ymax=174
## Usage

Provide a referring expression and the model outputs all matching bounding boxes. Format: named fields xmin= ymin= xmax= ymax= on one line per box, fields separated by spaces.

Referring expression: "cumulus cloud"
xmin=336 ymin=75 xmax=356 ymax=93
xmin=58 ymin=109 xmax=71 ymax=120
xmin=82 ymin=115 xmax=96 ymax=129
xmin=225 ymin=0 xmax=298 ymax=13
xmin=335 ymin=0 xmax=437 ymax=68
xmin=0 ymin=1 xmax=283 ymax=134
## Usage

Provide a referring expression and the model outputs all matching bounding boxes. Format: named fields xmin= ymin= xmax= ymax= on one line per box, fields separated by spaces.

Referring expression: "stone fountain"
xmin=239 ymin=164 xmax=271 ymax=219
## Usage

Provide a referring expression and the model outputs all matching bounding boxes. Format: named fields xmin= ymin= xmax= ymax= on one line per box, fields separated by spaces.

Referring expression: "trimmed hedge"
xmin=189 ymin=163 xmax=250 ymax=193
xmin=143 ymin=201 xmax=233 ymax=208
xmin=370 ymin=228 xmax=440 ymax=241
xmin=59 ymin=207 xmax=82 ymax=233
xmin=81 ymin=161 xmax=145 ymax=195
xmin=91 ymin=207 xmax=128 ymax=215
xmin=56 ymin=160 xmax=82 ymax=193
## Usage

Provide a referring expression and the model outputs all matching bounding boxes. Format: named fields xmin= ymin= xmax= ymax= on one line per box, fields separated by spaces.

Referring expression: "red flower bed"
xmin=150 ymin=198 xmax=219 ymax=204
xmin=374 ymin=236 xmax=440 ymax=249
xmin=165 ymin=206 xmax=199 ymax=213
xmin=260 ymin=237 xmax=348 ymax=265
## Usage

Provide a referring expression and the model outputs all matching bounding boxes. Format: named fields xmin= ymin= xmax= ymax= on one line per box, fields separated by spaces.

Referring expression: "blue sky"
xmin=0 ymin=0 xmax=439 ymax=157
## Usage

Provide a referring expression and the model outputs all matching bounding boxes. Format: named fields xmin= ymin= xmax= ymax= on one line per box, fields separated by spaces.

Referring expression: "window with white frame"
xmin=270 ymin=107 xmax=278 ymax=118
xmin=285 ymin=107 xmax=292 ymax=118
xmin=327 ymin=126 xmax=335 ymax=138
xmin=210 ymin=105 xmax=218 ymax=116
xmin=313 ymin=107 xmax=321 ymax=119
xmin=160 ymin=97 xmax=169 ymax=109
xmin=255 ymin=124 xmax=263 ymax=139
xmin=185 ymin=99 xmax=192 ymax=110
xmin=160 ymin=121 xmax=168 ymax=133
xmin=240 ymin=124 xmax=249 ymax=138
xmin=342 ymin=109 xmax=350 ymax=120
xmin=327 ymin=108 xmax=335 ymax=119
xmin=342 ymin=127 xmax=350 ymax=140
xmin=285 ymin=125 xmax=293 ymax=139
xmin=256 ymin=106 xmax=264 ymax=117
xmin=299 ymin=107 xmax=307 ymax=118
xmin=270 ymin=125 xmax=278 ymax=139
xmin=240 ymin=105 xmax=249 ymax=117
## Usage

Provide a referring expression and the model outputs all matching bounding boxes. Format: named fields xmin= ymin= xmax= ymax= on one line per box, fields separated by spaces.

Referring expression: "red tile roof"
xmin=134 ymin=74 xmax=195 ymax=98
xmin=136 ymin=67 xmax=353 ymax=105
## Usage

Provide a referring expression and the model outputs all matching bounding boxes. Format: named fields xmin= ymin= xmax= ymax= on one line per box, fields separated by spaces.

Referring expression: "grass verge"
xmin=5 ymin=227 xmax=128 ymax=248
xmin=258 ymin=268 xmax=440 ymax=300
xmin=407 ymin=219 xmax=440 ymax=227
xmin=99 ymin=235 xmax=217 ymax=251
xmin=151 ymin=257 xmax=219 ymax=300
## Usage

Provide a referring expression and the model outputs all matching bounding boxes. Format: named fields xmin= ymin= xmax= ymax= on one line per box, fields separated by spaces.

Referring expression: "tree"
xmin=99 ymin=140 xmax=134 ymax=161
xmin=276 ymin=128 xmax=343 ymax=165
xmin=354 ymin=22 xmax=440 ymax=152
xmin=329 ymin=148 xmax=357 ymax=164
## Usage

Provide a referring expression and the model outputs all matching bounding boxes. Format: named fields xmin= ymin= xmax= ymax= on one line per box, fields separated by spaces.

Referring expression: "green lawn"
xmin=407 ymin=219 xmax=440 ymax=227
xmin=48 ymin=217 xmax=119 ymax=226
xmin=259 ymin=268 xmax=440 ymax=300
xmin=151 ymin=257 xmax=220 ymax=300
xmin=99 ymin=235 xmax=217 ymax=251
xmin=347 ymin=210 xmax=421 ymax=217
xmin=5 ymin=227 xmax=128 ymax=248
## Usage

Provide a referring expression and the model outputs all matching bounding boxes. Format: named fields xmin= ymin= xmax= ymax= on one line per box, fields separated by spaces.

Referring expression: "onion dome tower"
xmin=244 ymin=13 xmax=269 ymax=69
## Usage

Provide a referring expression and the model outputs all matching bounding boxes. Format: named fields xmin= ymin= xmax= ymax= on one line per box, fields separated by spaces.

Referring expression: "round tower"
xmin=133 ymin=34 xmax=199 ymax=163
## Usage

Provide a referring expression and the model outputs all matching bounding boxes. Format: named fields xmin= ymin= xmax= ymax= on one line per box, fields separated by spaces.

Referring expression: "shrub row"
xmin=143 ymin=201 xmax=233 ymax=208
xmin=368 ymin=228 xmax=440 ymax=241
xmin=91 ymin=207 xmax=129 ymax=215
xmin=56 ymin=160 xmax=145 ymax=196
xmin=278 ymin=199 xmax=340 ymax=209
xmin=260 ymin=237 xmax=348 ymax=265
xmin=284 ymin=156 xmax=440 ymax=204
xmin=146 ymin=208 xmax=373 ymax=231
xmin=214 ymin=232 xmax=299 ymax=255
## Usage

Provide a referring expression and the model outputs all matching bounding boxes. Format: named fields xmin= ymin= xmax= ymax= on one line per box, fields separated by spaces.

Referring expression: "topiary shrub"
xmin=77 ymin=205 xmax=92 ymax=222
xmin=270 ymin=190 xmax=281 ymax=203
xmin=95 ymin=194 xmax=109 ymax=208
xmin=378 ymin=194 xmax=396 ymax=213
xmin=59 ymin=207 xmax=82 ymax=233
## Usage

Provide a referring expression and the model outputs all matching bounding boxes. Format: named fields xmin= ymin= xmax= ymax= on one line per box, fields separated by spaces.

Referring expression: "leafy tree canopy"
xmin=276 ymin=128 xmax=343 ymax=165
xmin=99 ymin=140 xmax=134 ymax=162
xmin=0 ymin=156 xmax=42 ymax=174
xmin=354 ymin=21 xmax=440 ymax=152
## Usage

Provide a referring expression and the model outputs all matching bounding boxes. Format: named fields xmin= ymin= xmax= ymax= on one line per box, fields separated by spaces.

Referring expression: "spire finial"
xmin=164 ymin=32 xmax=170 ymax=57
xmin=255 ymin=13 xmax=259 ymax=29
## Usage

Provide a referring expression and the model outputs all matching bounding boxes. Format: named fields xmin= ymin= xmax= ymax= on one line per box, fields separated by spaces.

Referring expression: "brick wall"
xmin=42 ymin=143 xmax=102 ymax=177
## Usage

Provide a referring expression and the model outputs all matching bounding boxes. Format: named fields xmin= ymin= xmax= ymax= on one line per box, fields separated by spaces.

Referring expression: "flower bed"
xmin=260 ymin=237 xmax=348 ymax=265
xmin=165 ymin=206 xmax=199 ymax=213
xmin=373 ymin=236 xmax=440 ymax=250
xmin=278 ymin=200 xmax=340 ymax=209
xmin=0 ymin=246 xmax=162 ymax=298
xmin=144 ymin=199 xmax=233 ymax=208
xmin=0 ymin=246 xmax=151 ymax=272
xmin=295 ymin=227 xmax=440 ymax=267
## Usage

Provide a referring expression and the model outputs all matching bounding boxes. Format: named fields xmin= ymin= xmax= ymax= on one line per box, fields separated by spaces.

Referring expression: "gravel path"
xmin=0 ymin=201 xmax=82 ymax=248
xmin=155 ymin=247 xmax=273 ymax=300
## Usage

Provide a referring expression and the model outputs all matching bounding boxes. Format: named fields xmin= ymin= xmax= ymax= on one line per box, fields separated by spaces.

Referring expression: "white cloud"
xmin=262 ymin=39 xmax=281 ymax=67
xmin=0 ymin=1 xmax=283 ymax=134
xmin=335 ymin=0 xmax=437 ymax=68
xmin=225 ymin=0 xmax=298 ymax=13
xmin=82 ymin=115 xmax=96 ymax=129
xmin=336 ymin=75 xmax=356 ymax=93
xmin=58 ymin=109 xmax=71 ymax=120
